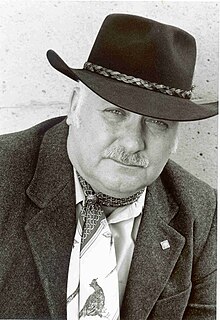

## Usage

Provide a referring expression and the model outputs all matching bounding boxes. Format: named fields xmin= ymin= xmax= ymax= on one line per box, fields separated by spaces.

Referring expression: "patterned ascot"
xmin=67 ymin=172 xmax=144 ymax=320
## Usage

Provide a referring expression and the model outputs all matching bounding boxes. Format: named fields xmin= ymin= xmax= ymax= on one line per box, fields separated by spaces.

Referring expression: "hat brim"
xmin=47 ymin=50 xmax=218 ymax=121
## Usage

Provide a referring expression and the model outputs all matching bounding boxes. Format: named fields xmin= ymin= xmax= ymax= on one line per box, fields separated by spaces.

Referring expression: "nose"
xmin=119 ymin=117 xmax=145 ymax=153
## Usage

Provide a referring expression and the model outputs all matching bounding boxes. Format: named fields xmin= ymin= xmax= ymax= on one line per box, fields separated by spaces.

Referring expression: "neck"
xmin=92 ymin=185 xmax=131 ymax=199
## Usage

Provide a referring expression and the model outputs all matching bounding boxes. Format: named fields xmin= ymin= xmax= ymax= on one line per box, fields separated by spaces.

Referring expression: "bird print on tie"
xmin=79 ymin=279 xmax=105 ymax=318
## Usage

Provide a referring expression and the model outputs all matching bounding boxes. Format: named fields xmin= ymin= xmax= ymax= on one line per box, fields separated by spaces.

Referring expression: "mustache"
xmin=103 ymin=146 xmax=149 ymax=168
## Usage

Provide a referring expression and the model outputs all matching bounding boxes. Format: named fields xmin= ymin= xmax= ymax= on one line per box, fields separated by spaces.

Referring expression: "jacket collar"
xmin=26 ymin=118 xmax=73 ymax=208
xmin=25 ymin=119 xmax=76 ymax=318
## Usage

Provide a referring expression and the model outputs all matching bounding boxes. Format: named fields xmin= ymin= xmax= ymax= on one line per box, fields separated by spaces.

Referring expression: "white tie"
xmin=67 ymin=204 xmax=120 ymax=320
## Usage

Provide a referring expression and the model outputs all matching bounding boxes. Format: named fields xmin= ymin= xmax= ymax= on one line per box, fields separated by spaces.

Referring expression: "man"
xmin=0 ymin=13 xmax=217 ymax=320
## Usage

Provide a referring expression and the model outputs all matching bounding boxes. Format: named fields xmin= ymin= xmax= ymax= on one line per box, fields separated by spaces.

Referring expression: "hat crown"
xmin=88 ymin=14 xmax=196 ymax=90
xmin=46 ymin=13 xmax=217 ymax=120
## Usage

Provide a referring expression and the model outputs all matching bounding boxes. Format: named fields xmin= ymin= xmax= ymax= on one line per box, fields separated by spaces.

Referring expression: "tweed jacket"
xmin=0 ymin=117 xmax=216 ymax=320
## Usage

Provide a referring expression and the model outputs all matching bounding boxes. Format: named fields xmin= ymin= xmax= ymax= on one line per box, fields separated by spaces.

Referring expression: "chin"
xmin=97 ymin=174 xmax=146 ymax=198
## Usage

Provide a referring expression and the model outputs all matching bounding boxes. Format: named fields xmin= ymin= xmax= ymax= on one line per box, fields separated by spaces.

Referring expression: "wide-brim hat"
xmin=47 ymin=13 xmax=218 ymax=121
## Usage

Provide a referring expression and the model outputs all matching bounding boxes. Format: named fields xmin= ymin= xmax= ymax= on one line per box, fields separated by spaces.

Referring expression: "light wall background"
xmin=0 ymin=1 xmax=218 ymax=187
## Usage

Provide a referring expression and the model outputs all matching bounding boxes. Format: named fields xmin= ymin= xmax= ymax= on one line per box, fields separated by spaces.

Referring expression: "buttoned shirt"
xmin=69 ymin=170 xmax=146 ymax=306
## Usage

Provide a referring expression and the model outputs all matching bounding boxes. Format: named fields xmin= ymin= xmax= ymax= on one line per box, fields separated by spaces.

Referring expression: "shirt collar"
xmin=74 ymin=168 xmax=85 ymax=205
xmin=107 ymin=189 xmax=146 ymax=224
xmin=73 ymin=168 xmax=146 ymax=224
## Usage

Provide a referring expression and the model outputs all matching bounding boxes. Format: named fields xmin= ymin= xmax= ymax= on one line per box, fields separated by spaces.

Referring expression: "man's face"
xmin=67 ymin=84 xmax=178 ymax=198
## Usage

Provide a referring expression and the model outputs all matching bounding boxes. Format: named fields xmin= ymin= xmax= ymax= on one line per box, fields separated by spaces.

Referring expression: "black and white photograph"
xmin=0 ymin=1 xmax=218 ymax=319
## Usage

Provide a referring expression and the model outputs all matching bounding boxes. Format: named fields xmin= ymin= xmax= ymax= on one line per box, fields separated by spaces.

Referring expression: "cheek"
xmin=148 ymin=136 xmax=174 ymax=165
xmin=73 ymin=120 xmax=115 ymax=165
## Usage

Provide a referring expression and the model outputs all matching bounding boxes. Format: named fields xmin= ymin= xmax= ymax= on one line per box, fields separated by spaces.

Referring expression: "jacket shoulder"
xmin=162 ymin=160 xmax=217 ymax=269
xmin=0 ymin=116 xmax=65 ymax=147
xmin=0 ymin=117 xmax=66 ymax=187
xmin=162 ymin=160 xmax=216 ymax=214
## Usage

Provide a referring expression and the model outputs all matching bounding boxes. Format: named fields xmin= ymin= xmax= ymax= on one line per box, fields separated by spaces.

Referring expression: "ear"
xmin=170 ymin=128 xmax=179 ymax=154
xmin=66 ymin=86 xmax=81 ymax=125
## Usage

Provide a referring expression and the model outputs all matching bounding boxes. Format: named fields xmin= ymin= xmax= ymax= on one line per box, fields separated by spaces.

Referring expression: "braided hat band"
xmin=83 ymin=62 xmax=193 ymax=100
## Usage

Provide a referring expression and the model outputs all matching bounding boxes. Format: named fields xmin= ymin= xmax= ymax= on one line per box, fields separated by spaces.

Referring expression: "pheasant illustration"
xmin=79 ymin=279 xmax=105 ymax=318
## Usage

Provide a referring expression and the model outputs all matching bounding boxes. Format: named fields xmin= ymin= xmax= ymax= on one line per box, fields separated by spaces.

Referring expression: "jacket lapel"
xmin=121 ymin=176 xmax=185 ymax=320
xmin=25 ymin=120 xmax=76 ymax=319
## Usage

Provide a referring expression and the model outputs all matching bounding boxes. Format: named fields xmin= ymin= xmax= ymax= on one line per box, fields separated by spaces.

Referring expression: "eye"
xmin=103 ymin=107 xmax=127 ymax=122
xmin=144 ymin=118 xmax=168 ymax=131
xmin=104 ymin=108 xmax=125 ymax=116
xmin=102 ymin=107 xmax=128 ymax=125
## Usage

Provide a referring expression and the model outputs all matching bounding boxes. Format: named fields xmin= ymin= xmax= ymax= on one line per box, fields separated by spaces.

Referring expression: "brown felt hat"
xmin=47 ymin=13 xmax=218 ymax=121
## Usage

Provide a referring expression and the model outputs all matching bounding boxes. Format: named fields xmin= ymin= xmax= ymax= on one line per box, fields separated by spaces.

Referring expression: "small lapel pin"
xmin=160 ymin=240 xmax=170 ymax=250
